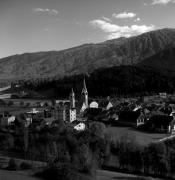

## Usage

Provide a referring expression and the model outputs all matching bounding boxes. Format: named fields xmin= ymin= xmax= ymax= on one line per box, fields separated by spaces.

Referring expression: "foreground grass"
xmin=107 ymin=126 xmax=168 ymax=146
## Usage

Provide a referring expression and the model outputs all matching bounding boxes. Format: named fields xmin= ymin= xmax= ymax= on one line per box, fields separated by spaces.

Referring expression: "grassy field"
xmin=107 ymin=126 xmax=168 ymax=146
xmin=0 ymin=170 xmax=39 ymax=180
xmin=0 ymin=169 xmax=163 ymax=180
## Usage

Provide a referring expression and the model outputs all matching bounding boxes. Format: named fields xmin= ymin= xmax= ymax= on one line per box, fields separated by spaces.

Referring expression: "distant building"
xmin=53 ymin=89 xmax=77 ymax=123
xmin=74 ymin=123 xmax=86 ymax=131
xmin=99 ymin=100 xmax=113 ymax=110
xmin=90 ymin=101 xmax=99 ymax=108
xmin=159 ymin=93 xmax=167 ymax=99
xmin=0 ymin=112 xmax=15 ymax=127
xmin=25 ymin=108 xmax=41 ymax=126
xmin=53 ymin=106 xmax=70 ymax=122
xmin=106 ymin=102 xmax=113 ymax=110
xmin=145 ymin=114 xmax=173 ymax=133
xmin=118 ymin=109 xmax=143 ymax=127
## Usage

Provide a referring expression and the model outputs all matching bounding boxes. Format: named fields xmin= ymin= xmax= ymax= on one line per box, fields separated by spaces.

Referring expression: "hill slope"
xmin=138 ymin=46 xmax=175 ymax=73
xmin=0 ymin=28 xmax=175 ymax=81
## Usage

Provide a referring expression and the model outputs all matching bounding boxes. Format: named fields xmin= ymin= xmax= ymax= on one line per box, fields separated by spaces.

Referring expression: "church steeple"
xmin=70 ymin=88 xmax=75 ymax=109
xmin=82 ymin=77 xmax=88 ymax=109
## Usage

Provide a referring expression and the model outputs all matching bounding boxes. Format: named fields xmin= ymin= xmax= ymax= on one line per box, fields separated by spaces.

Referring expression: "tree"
xmin=7 ymin=100 xmax=14 ymax=106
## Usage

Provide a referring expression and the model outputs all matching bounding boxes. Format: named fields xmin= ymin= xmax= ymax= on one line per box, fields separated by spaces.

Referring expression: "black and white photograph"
xmin=0 ymin=0 xmax=175 ymax=179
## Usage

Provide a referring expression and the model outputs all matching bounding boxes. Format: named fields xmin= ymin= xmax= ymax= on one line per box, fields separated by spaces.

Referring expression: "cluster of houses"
xmin=1 ymin=79 xmax=175 ymax=133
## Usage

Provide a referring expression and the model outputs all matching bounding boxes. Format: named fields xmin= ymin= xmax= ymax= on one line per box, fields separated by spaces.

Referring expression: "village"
xmin=1 ymin=78 xmax=175 ymax=138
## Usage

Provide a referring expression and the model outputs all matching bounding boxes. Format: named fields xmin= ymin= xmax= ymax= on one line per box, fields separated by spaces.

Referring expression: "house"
xmin=106 ymin=102 xmax=113 ymax=110
xmin=99 ymin=100 xmax=113 ymax=110
xmin=145 ymin=114 xmax=173 ymax=133
xmin=25 ymin=108 xmax=41 ymax=125
xmin=84 ymin=108 xmax=103 ymax=121
xmin=159 ymin=104 xmax=172 ymax=115
xmin=0 ymin=112 xmax=14 ymax=127
xmin=118 ymin=109 xmax=142 ymax=127
xmin=74 ymin=123 xmax=86 ymax=131
xmin=7 ymin=116 xmax=16 ymax=125
xmin=52 ymin=106 xmax=70 ymax=122
xmin=137 ymin=112 xmax=146 ymax=126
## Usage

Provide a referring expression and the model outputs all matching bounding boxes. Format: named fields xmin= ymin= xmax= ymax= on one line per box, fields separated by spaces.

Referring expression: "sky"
xmin=0 ymin=0 xmax=175 ymax=58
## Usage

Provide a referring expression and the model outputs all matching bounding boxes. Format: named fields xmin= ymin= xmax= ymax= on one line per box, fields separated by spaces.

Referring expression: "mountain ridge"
xmin=0 ymin=28 xmax=175 ymax=81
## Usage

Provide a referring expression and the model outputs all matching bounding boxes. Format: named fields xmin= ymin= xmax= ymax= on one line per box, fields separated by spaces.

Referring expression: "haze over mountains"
xmin=0 ymin=28 xmax=175 ymax=81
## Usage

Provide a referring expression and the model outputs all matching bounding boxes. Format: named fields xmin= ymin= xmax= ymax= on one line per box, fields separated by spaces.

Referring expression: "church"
xmin=53 ymin=77 xmax=89 ymax=123
xmin=80 ymin=78 xmax=89 ymax=112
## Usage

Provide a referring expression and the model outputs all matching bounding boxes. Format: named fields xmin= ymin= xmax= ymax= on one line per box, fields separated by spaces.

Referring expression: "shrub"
xmin=7 ymin=101 xmax=14 ymax=106
xmin=26 ymin=102 xmax=31 ymax=107
xmin=7 ymin=158 xmax=18 ymax=170
xmin=20 ymin=101 xmax=24 ymax=106
xmin=20 ymin=161 xmax=32 ymax=170
xmin=0 ymin=99 xmax=6 ymax=106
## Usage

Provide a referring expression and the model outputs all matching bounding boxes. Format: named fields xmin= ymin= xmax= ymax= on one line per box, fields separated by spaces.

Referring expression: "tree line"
xmin=110 ymin=134 xmax=175 ymax=179
xmin=17 ymin=65 xmax=175 ymax=98
xmin=1 ymin=119 xmax=175 ymax=179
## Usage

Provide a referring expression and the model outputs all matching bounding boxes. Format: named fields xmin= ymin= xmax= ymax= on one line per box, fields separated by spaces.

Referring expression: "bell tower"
xmin=69 ymin=88 xmax=76 ymax=122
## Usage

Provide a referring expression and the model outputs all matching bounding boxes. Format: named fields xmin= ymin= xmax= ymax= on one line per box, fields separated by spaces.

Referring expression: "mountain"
xmin=0 ymin=28 xmax=175 ymax=81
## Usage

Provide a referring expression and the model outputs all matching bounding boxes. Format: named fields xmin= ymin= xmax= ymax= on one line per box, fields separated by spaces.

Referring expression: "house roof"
xmin=118 ymin=110 xmax=141 ymax=123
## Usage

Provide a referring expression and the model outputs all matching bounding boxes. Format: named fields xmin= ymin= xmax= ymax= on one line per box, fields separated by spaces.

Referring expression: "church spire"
xmin=82 ymin=77 xmax=88 ymax=109
xmin=82 ymin=77 xmax=88 ymax=94
xmin=70 ymin=88 xmax=75 ymax=109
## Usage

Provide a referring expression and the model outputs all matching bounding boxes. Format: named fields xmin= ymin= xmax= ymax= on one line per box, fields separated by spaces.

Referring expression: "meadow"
xmin=107 ymin=126 xmax=168 ymax=146
xmin=0 ymin=169 xmax=164 ymax=180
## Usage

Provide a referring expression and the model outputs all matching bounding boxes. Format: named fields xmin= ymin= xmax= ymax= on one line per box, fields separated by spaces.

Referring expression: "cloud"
xmin=102 ymin=16 xmax=112 ymax=22
xmin=152 ymin=0 xmax=175 ymax=5
xmin=112 ymin=12 xmax=136 ymax=19
xmin=33 ymin=8 xmax=58 ymax=15
xmin=90 ymin=19 xmax=155 ymax=39
xmin=134 ymin=18 xmax=141 ymax=22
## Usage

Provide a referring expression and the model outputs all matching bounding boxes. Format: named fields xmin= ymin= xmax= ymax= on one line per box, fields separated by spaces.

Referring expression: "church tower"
xmin=82 ymin=77 xmax=88 ymax=109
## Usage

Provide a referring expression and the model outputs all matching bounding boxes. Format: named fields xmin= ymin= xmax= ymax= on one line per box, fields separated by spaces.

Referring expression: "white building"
xmin=7 ymin=116 xmax=16 ymax=125
xmin=74 ymin=123 xmax=86 ymax=131
xmin=90 ymin=101 xmax=99 ymax=108
xmin=70 ymin=109 xmax=76 ymax=122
